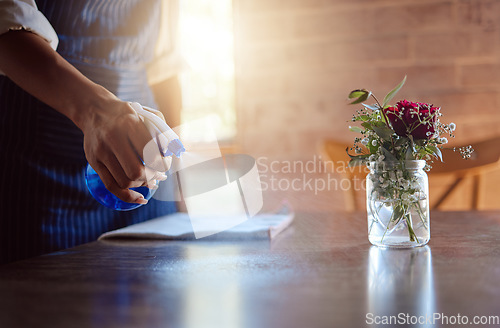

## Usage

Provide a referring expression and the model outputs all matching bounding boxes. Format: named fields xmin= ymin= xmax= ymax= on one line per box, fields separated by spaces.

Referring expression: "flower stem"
xmin=380 ymin=209 xmax=395 ymax=243
xmin=406 ymin=213 xmax=419 ymax=243
xmin=415 ymin=202 xmax=428 ymax=230
xmin=403 ymin=203 xmax=420 ymax=243
xmin=371 ymin=93 xmax=396 ymax=150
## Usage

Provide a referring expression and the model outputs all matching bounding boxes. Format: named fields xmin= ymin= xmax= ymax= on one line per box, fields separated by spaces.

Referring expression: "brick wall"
xmin=234 ymin=0 xmax=500 ymax=161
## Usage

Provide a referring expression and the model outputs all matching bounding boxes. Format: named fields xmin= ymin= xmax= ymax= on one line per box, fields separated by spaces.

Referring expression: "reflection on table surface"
xmin=368 ymin=246 xmax=435 ymax=327
xmin=1 ymin=191 xmax=500 ymax=327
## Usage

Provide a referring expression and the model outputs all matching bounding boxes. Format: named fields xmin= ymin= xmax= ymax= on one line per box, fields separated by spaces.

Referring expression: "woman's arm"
xmin=0 ymin=30 xmax=159 ymax=204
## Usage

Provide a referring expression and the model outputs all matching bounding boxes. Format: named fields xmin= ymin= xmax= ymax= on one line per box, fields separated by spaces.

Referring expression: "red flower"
xmin=384 ymin=100 xmax=439 ymax=140
xmin=404 ymin=103 xmax=439 ymax=139
xmin=385 ymin=106 xmax=407 ymax=137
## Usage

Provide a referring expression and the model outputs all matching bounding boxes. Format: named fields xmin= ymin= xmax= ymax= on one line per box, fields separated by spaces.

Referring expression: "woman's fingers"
xmin=98 ymin=151 xmax=145 ymax=189
xmin=104 ymin=114 xmax=150 ymax=183
xmin=83 ymin=100 xmax=171 ymax=203
xmin=92 ymin=162 xmax=148 ymax=204
xmin=144 ymin=166 xmax=167 ymax=183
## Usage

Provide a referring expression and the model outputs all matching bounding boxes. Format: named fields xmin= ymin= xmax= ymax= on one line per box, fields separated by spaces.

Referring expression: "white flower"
xmin=371 ymin=140 xmax=378 ymax=147
xmin=401 ymin=180 xmax=410 ymax=190
xmin=389 ymin=171 xmax=396 ymax=180
xmin=449 ymin=122 xmax=456 ymax=131
xmin=361 ymin=138 xmax=369 ymax=146
xmin=439 ymin=137 xmax=448 ymax=144
xmin=398 ymin=178 xmax=410 ymax=190
xmin=369 ymin=154 xmax=377 ymax=162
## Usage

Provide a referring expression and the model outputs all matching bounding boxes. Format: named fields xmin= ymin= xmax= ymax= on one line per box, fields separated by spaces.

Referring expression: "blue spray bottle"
xmin=85 ymin=103 xmax=185 ymax=211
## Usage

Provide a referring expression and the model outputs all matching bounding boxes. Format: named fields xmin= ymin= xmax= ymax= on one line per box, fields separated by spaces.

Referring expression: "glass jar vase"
xmin=366 ymin=160 xmax=430 ymax=248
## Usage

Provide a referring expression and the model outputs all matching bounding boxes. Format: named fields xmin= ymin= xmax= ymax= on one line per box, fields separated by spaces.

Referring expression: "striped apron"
xmin=0 ymin=0 xmax=177 ymax=264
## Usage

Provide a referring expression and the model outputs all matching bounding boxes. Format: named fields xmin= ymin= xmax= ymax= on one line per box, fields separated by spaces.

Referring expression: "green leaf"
xmin=348 ymin=158 xmax=365 ymax=167
xmin=371 ymin=121 xmax=386 ymax=128
xmin=405 ymin=145 xmax=416 ymax=160
xmin=349 ymin=90 xmax=371 ymax=104
xmin=346 ymin=150 xmax=370 ymax=161
xmin=362 ymin=103 xmax=379 ymax=111
xmin=348 ymin=89 xmax=368 ymax=99
xmin=353 ymin=115 xmax=370 ymax=122
xmin=381 ymin=146 xmax=398 ymax=162
xmin=427 ymin=144 xmax=443 ymax=162
xmin=366 ymin=138 xmax=379 ymax=153
xmin=393 ymin=205 xmax=405 ymax=223
xmin=382 ymin=75 xmax=407 ymax=108
xmin=380 ymin=111 xmax=389 ymax=125
xmin=349 ymin=126 xmax=364 ymax=133
xmin=414 ymin=139 xmax=426 ymax=147
xmin=361 ymin=122 xmax=372 ymax=130
xmin=395 ymin=137 xmax=409 ymax=147
xmin=372 ymin=125 xmax=393 ymax=141
xmin=418 ymin=148 xmax=428 ymax=158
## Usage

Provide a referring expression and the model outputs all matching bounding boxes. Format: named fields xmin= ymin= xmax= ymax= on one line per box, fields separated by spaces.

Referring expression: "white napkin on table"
xmin=98 ymin=202 xmax=294 ymax=241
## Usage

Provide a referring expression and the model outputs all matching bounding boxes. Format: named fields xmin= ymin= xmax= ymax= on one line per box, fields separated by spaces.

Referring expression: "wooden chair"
xmin=428 ymin=136 xmax=500 ymax=210
xmin=318 ymin=139 xmax=369 ymax=212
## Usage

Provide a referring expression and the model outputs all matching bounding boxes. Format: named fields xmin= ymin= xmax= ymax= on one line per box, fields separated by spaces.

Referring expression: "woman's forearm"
xmin=0 ymin=29 xmax=115 ymax=131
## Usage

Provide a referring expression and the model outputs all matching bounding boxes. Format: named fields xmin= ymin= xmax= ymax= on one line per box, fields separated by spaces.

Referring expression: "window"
xmin=178 ymin=0 xmax=236 ymax=143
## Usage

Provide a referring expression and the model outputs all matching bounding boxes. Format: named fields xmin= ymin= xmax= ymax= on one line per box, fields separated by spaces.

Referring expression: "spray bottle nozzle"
xmin=165 ymin=138 xmax=186 ymax=158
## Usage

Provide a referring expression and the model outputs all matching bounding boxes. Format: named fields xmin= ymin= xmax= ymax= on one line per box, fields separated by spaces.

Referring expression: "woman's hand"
xmin=81 ymin=97 xmax=167 ymax=204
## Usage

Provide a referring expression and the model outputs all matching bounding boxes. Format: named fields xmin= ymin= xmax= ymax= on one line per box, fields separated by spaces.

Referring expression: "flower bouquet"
xmin=347 ymin=76 xmax=473 ymax=247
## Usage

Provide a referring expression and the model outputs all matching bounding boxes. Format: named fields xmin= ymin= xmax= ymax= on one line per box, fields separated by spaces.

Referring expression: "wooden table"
xmin=1 ymin=190 xmax=500 ymax=328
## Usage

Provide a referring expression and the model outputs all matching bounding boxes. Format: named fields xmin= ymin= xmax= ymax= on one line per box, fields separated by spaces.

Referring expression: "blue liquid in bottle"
xmin=85 ymin=164 xmax=157 ymax=211
xmin=85 ymin=138 xmax=185 ymax=211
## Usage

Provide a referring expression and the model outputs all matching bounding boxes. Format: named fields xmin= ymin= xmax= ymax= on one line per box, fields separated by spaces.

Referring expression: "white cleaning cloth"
xmin=98 ymin=202 xmax=294 ymax=241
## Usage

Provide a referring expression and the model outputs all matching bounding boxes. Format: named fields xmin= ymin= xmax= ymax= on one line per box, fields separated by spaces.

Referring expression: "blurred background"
xmin=177 ymin=0 xmax=500 ymax=211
